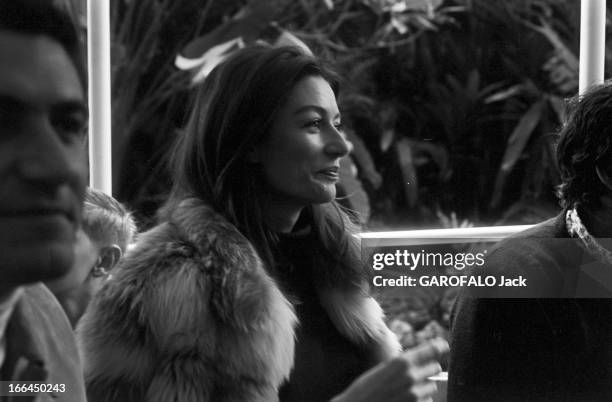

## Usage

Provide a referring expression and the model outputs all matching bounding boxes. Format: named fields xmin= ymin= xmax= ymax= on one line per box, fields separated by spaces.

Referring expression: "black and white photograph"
xmin=1 ymin=0 xmax=611 ymax=401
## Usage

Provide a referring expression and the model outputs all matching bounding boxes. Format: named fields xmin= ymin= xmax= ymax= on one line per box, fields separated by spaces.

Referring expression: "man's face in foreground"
xmin=0 ymin=31 xmax=87 ymax=291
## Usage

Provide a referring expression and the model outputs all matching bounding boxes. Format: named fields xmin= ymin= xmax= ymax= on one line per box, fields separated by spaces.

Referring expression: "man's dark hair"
xmin=0 ymin=0 xmax=86 ymax=87
xmin=557 ymin=81 xmax=612 ymax=208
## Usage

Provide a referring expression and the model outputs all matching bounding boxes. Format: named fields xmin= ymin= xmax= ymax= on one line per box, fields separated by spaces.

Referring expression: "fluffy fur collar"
xmin=78 ymin=199 xmax=399 ymax=402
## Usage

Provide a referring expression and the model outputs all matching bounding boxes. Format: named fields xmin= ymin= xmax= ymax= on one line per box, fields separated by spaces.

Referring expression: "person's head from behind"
xmin=168 ymin=46 xmax=361 ymax=279
xmin=0 ymin=0 xmax=88 ymax=296
xmin=47 ymin=187 xmax=136 ymax=324
xmin=81 ymin=187 xmax=135 ymax=281
xmin=557 ymin=81 xmax=612 ymax=210
xmin=53 ymin=187 xmax=136 ymax=289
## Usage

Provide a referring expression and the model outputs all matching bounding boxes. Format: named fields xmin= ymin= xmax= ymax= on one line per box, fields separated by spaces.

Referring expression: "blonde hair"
xmin=82 ymin=187 xmax=137 ymax=252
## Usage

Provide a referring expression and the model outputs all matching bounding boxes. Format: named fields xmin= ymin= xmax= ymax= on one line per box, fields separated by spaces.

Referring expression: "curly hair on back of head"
xmin=556 ymin=81 xmax=612 ymax=209
xmin=82 ymin=188 xmax=137 ymax=253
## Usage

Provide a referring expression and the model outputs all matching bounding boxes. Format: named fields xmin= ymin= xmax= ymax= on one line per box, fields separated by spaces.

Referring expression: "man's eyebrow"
xmin=293 ymin=105 xmax=341 ymax=119
xmin=52 ymin=100 xmax=88 ymax=116
xmin=0 ymin=95 xmax=88 ymax=116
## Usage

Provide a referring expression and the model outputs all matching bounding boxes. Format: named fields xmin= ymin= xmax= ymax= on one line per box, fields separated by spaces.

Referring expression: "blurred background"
xmin=61 ymin=0 xmax=610 ymax=349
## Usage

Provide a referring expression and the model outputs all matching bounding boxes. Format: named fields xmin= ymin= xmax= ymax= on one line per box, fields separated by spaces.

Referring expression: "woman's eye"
xmin=334 ymin=122 xmax=344 ymax=131
xmin=304 ymin=119 xmax=322 ymax=130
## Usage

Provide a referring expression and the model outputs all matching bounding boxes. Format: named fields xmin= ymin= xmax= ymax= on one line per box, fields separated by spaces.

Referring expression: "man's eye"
xmin=53 ymin=114 xmax=87 ymax=141
xmin=0 ymin=110 xmax=18 ymax=131
xmin=0 ymin=102 xmax=23 ymax=134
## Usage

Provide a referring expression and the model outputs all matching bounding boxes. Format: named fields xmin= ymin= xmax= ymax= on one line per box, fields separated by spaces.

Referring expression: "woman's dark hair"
xmin=0 ymin=0 xmax=86 ymax=88
xmin=165 ymin=45 xmax=367 ymax=290
xmin=557 ymin=80 xmax=612 ymax=209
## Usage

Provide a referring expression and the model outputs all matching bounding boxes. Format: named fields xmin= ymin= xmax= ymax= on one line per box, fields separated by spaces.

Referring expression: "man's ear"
xmin=97 ymin=244 xmax=123 ymax=271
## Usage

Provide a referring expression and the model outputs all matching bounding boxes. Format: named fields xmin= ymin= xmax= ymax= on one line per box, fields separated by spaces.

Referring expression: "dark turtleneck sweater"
xmin=274 ymin=227 xmax=372 ymax=402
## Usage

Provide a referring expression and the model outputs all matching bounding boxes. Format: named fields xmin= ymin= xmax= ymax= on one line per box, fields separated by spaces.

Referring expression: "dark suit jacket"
xmin=1 ymin=284 xmax=86 ymax=402
xmin=448 ymin=213 xmax=612 ymax=402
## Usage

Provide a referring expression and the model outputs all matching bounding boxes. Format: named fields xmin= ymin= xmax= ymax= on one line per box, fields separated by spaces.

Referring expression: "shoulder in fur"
xmin=111 ymin=198 xmax=284 ymax=328
xmin=77 ymin=198 xmax=297 ymax=401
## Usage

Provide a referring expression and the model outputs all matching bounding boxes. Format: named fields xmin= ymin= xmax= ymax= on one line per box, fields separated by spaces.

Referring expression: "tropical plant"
xmin=369 ymin=0 xmax=592 ymax=225
xmin=107 ymin=0 xmax=609 ymax=229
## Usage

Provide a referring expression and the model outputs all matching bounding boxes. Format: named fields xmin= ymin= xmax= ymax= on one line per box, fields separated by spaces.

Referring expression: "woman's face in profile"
xmin=254 ymin=75 xmax=351 ymax=207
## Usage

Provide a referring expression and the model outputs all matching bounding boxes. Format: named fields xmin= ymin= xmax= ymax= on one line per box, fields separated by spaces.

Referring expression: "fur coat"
xmin=77 ymin=198 xmax=400 ymax=402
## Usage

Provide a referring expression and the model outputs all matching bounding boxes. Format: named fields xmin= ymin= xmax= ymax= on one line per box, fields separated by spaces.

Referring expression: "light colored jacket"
xmin=2 ymin=284 xmax=87 ymax=402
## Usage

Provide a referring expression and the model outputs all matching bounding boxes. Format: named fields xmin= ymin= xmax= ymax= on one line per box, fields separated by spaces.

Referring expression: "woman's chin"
xmin=309 ymin=187 xmax=336 ymax=205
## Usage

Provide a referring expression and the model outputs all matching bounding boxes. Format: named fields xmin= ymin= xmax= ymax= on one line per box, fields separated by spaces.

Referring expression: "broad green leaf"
xmin=396 ymin=138 xmax=419 ymax=208
xmin=403 ymin=0 xmax=444 ymax=12
xmin=500 ymin=100 xmax=544 ymax=172
xmin=484 ymin=84 xmax=524 ymax=104
xmin=322 ymin=0 xmax=334 ymax=10
xmin=489 ymin=99 xmax=545 ymax=209
xmin=175 ymin=38 xmax=243 ymax=83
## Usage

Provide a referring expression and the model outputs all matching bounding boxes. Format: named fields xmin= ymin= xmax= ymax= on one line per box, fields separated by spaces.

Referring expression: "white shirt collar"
xmin=0 ymin=287 xmax=24 ymax=368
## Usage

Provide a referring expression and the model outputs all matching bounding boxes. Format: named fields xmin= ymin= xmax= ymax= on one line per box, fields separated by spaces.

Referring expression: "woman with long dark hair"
xmin=78 ymin=45 xmax=446 ymax=402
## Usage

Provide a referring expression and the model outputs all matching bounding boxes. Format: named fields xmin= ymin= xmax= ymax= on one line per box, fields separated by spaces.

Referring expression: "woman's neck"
xmin=262 ymin=195 xmax=305 ymax=233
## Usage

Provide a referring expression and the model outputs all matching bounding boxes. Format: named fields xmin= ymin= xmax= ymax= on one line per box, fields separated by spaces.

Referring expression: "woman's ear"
xmin=95 ymin=245 xmax=123 ymax=274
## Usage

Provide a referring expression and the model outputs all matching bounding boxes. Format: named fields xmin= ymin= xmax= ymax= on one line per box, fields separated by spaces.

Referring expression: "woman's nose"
xmin=324 ymin=125 xmax=351 ymax=158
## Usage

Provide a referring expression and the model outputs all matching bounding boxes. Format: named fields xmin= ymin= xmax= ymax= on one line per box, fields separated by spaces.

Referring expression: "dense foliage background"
xmin=99 ymin=0 xmax=610 ymax=232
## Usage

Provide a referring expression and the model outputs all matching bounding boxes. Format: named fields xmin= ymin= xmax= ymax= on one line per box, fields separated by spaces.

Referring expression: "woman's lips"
xmin=316 ymin=166 xmax=340 ymax=181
